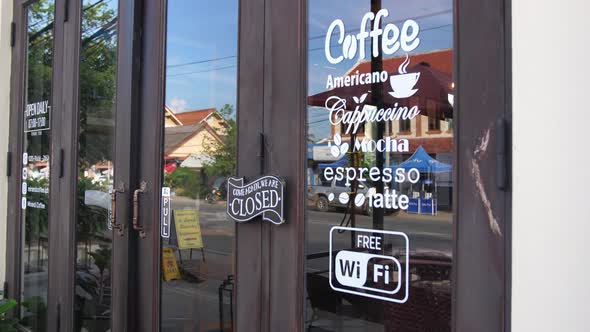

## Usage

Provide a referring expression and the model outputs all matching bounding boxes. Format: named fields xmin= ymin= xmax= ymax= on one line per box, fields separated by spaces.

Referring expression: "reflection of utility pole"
xmin=371 ymin=0 xmax=384 ymax=231
xmin=350 ymin=130 xmax=357 ymax=248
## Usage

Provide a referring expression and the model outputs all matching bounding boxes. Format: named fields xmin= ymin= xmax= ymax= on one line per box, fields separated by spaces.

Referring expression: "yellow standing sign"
xmin=162 ymin=247 xmax=181 ymax=281
xmin=173 ymin=209 xmax=203 ymax=249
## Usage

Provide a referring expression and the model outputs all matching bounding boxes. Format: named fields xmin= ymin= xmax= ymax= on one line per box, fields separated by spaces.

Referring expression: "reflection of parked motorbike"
xmin=205 ymin=177 xmax=227 ymax=204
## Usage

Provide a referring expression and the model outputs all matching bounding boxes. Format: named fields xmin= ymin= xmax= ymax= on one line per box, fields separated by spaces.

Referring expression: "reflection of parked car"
xmin=309 ymin=179 xmax=374 ymax=215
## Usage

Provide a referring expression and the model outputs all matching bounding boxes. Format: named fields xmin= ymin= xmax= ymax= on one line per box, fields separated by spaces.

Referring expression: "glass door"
xmin=305 ymin=0 xmax=454 ymax=330
xmin=10 ymin=0 xmax=241 ymax=331
xmin=8 ymin=0 xmax=136 ymax=331
xmin=130 ymin=0 xmax=240 ymax=331
xmin=158 ymin=1 xmax=239 ymax=329
xmin=16 ymin=1 xmax=56 ymax=330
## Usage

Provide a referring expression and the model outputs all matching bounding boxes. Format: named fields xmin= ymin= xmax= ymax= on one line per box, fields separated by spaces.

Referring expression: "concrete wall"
xmin=0 ymin=0 xmax=13 ymax=287
xmin=512 ymin=0 xmax=590 ymax=331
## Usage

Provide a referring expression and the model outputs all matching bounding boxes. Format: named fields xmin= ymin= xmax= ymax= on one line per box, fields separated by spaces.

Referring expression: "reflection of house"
xmin=164 ymin=107 xmax=228 ymax=170
xmin=308 ymin=48 xmax=453 ymax=160
xmin=308 ymin=49 xmax=454 ymax=209
xmin=337 ymin=49 xmax=453 ymax=157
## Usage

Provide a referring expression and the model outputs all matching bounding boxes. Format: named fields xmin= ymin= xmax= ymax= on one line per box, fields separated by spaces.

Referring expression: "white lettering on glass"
xmin=325 ymin=9 xmax=421 ymax=64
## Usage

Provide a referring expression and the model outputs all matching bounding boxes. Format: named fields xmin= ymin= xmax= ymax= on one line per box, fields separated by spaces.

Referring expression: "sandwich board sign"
xmin=173 ymin=209 xmax=203 ymax=250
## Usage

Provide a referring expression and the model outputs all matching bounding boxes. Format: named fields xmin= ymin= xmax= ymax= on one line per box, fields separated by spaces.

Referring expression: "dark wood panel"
xmin=263 ymin=0 xmax=306 ymax=330
xmin=6 ymin=0 xmax=26 ymax=317
xmin=135 ymin=0 xmax=166 ymax=330
xmin=453 ymin=0 xmax=511 ymax=330
xmin=46 ymin=0 xmax=72 ymax=329
xmin=234 ymin=0 xmax=266 ymax=330
xmin=111 ymin=0 xmax=143 ymax=331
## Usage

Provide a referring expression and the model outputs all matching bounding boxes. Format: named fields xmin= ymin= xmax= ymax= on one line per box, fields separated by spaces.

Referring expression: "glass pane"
xmin=74 ymin=0 xmax=118 ymax=331
xmin=20 ymin=1 xmax=55 ymax=330
xmin=160 ymin=1 xmax=238 ymax=330
xmin=306 ymin=0 xmax=454 ymax=330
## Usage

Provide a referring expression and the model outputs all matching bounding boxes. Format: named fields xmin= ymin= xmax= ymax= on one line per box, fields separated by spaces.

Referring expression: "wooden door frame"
xmin=133 ymin=0 xmax=166 ymax=330
xmin=6 ymin=1 xmax=67 ymax=330
xmin=233 ymin=0 xmax=513 ymax=331
xmin=453 ymin=0 xmax=512 ymax=330
xmin=6 ymin=0 xmax=29 ymax=319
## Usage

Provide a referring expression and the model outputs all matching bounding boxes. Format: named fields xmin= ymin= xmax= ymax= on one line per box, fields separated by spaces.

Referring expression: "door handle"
xmin=133 ymin=181 xmax=147 ymax=238
xmin=110 ymin=182 xmax=125 ymax=235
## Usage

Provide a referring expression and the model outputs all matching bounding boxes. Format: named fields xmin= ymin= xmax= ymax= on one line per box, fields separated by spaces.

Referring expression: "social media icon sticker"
xmin=22 ymin=153 xmax=28 ymax=165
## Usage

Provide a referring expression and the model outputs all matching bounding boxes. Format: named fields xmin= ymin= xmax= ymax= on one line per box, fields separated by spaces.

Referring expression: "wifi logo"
xmin=329 ymin=226 xmax=410 ymax=303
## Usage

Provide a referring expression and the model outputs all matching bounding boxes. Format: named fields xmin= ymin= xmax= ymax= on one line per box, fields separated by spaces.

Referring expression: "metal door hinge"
xmin=57 ymin=303 xmax=61 ymax=330
xmin=59 ymin=148 xmax=64 ymax=178
xmin=10 ymin=22 xmax=15 ymax=47
xmin=6 ymin=152 xmax=11 ymax=177
xmin=495 ymin=116 xmax=509 ymax=190
xmin=64 ymin=0 xmax=69 ymax=22
xmin=258 ymin=132 xmax=265 ymax=174
xmin=3 ymin=281 xmax=7 ymax=298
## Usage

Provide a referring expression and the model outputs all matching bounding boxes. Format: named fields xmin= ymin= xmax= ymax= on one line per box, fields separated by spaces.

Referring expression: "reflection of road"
xmin=170 ymin=197 xmax=234 ymax=255
xmin=162 ymin=198 xmax=454 ymax=331
xmin=306 ymin=208 xmax=453 ymax=274
xmin=162 ymin=198 xmax=234 ymax=331
xmin=171 ymin=198 xmax=453 ymax=259
xmin=167 ymin=198 xmax=453 ymax=275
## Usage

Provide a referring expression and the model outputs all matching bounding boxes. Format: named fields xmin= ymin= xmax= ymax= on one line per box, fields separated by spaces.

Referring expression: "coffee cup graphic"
xmin=388 ymin=72 xmax=420 ymax=98
xmin=388 ymin=53 xmax=420 ymax=99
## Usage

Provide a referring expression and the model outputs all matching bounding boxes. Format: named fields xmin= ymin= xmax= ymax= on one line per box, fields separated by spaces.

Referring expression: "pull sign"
xmin=107 ymin=186 xmax=113 ymax=231
xmin=226 ymin=175 xmax=286 ymax=225
xmin=161 ymin=187 xmax=171 ymax=238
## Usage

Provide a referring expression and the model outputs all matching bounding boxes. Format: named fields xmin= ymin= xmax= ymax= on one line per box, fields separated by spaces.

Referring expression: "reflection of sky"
xmin=162 ymin=0 xmax=451 ymax=129
xmin=308 ymin=0 xmax=453 ymax=141
xmin=165 ymin=0 xmax=239 ymax=113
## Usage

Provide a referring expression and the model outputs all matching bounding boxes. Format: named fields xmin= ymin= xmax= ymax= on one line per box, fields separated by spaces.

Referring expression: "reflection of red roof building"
xmin=164 ymin=107 xmax=219 ymax=127
xmin=310 ymin=48 xmax=454 ymax=156
xmin=174 ymin=108 xmax=217 ymax=125
xmin=164 ymin=107 xmax=229 ymax=169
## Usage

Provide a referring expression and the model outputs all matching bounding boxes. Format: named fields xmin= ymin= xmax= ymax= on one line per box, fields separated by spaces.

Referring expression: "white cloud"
xmin=169 ymin=97 xmax=189 ymax=113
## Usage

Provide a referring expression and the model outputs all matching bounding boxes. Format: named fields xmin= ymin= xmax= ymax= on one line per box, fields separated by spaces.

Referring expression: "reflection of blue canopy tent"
xmin=395 ymin=146 xmax=452 ymax=173
xmin=318 ymin=156 xmax=348 ymax=169
xmin=394 ymin=146 xmax=452 ymax=215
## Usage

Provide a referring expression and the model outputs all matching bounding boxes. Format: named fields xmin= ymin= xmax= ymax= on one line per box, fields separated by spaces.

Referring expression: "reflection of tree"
xmin=21 ymin=2 xmax=55 ymax=331
xmin=24 ymin=177 xmax=49 ymax=273
xmin=202 ymin=104 xmax=237 ymax=177
xmin=84 ymin=246 xmax=112 ymax=309
xmin=21 ymin=296 xmax=47 ymax=331
xmin=79 ymin=0 xmax=117 ymax=166
xmin=74 ymin=2 xmax=118 ymax=330
xmin=27 ymin=0 xmax=54 ymax=104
